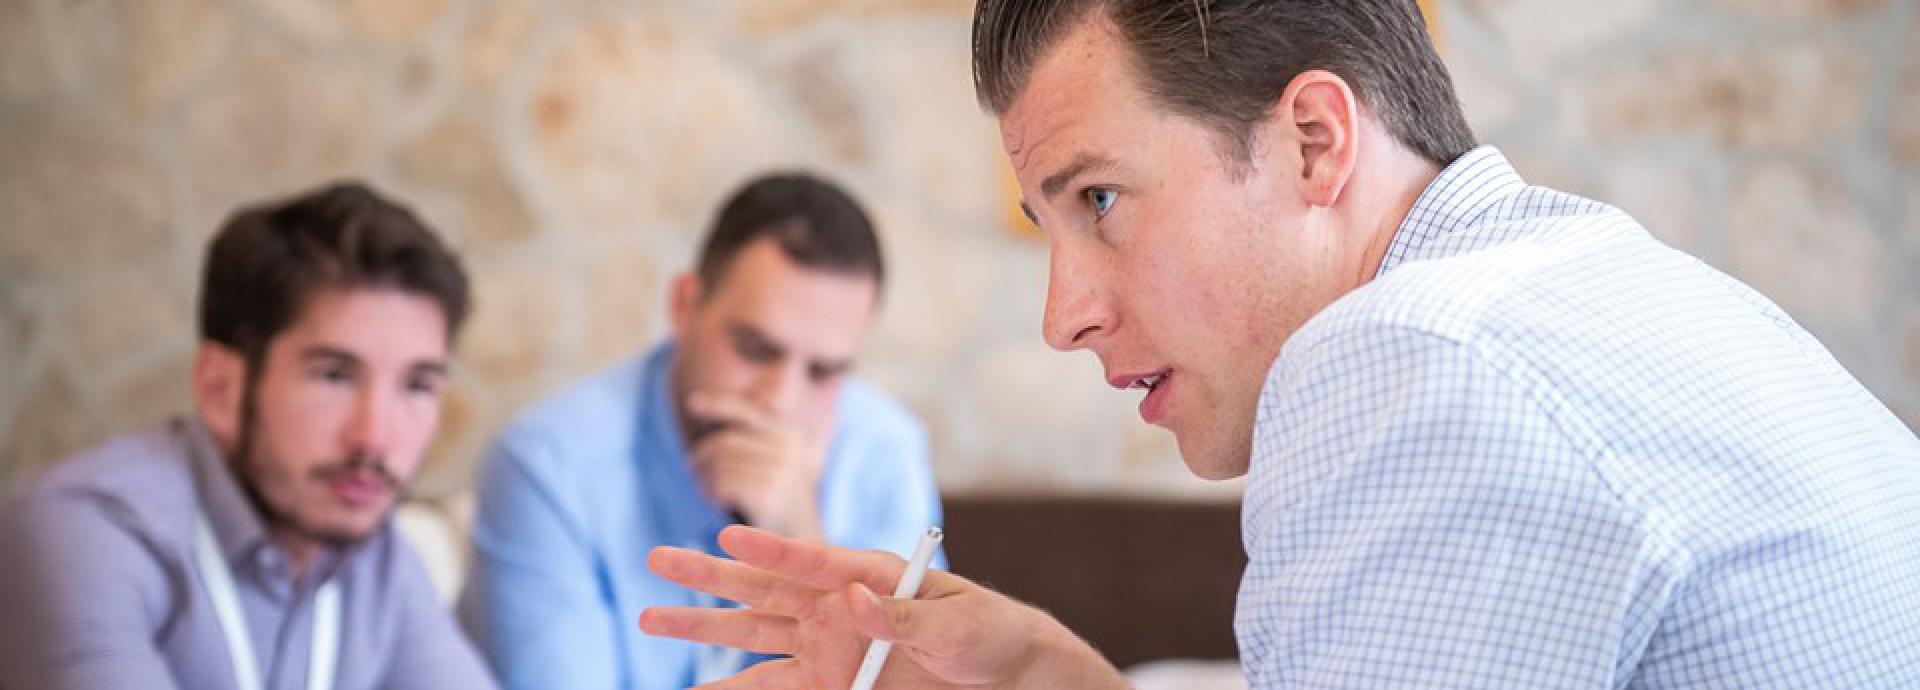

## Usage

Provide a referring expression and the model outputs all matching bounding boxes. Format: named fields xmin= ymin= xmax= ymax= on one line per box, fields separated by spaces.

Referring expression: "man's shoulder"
xmin=514 ymin=356 xmax=652 ymax=432
xmin=1295 ymin=207 xmax=1666 ymax=360
xmin=4 ymin=422 xmax=195 ymax=531
xmin=0 ymin=423 xmax=188 ymax=605
xmin=492 ymin=355 xmax=653 ymax=462
xmin=831 ymin=377 xmax=927 ymax=449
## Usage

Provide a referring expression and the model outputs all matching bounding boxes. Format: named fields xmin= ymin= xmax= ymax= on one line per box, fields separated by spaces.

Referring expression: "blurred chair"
xmin=941 ymin=495 xmax=1245 ymax=670
xmin=393 ymin=494 xmax=474 ymax=606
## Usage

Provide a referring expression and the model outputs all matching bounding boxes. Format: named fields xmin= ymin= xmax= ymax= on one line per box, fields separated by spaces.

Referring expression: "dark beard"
xmin=232 ymin=372 xmax=400 ymax=548
xmin=234 ymin=465 xmax=360 ymax=550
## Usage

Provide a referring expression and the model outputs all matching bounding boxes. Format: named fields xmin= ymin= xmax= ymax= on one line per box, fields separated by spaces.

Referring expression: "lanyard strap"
xmin=194 ymin=513 xmax=341 ymax=690
xmin=308 ymin=578 xmax=341 ymax=690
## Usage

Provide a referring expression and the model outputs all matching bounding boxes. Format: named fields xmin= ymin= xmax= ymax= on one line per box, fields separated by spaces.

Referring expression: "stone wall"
xmin=1439 ymin=0 xmax=1920 ymax=434
xmin=1 ymin=0 xmax=1914 ymax=502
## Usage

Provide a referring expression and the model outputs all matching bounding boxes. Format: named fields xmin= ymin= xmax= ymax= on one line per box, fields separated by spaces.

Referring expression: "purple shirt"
xmin=0 ymin=417 xmax=498 ymax=690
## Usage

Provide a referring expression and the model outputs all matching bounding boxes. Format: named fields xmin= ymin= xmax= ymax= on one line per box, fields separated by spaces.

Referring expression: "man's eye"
xmin=739 ymin=342 xmax=778 ymax=363
xmin=405 ymin=375 xmax=441 ymax=396
xmin=314 ymin=366 xmax=352 ymax=384
xmin=807 ymin=364 xmax=843 ymax=384
xmin=1085 ymin=187 xmax=1118 ymax=218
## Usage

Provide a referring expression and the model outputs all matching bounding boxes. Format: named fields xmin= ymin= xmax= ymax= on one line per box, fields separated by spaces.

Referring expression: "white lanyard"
xmin=194 ymin=512 xmax=341 ymax=690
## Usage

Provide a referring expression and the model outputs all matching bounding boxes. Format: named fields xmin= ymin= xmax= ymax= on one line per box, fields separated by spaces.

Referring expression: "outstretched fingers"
xmin=717 ymin=525 xmax=911 ymax=594
xmin=692 ymin=657 xmax=814 ymax=690
xmin=648 ymin=545 xmax=825 ymax=617
xmin=637 ymin=606 xmax=799 ymax=655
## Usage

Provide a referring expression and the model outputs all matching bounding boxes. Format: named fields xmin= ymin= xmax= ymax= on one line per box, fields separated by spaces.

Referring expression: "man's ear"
xmin=192 ymin=342 xmax=246 ymax=450
xmin=1264 ymin=69 xmax=1361 ymax=208
xmin=668 ymin=272 xmax=702 ymax=339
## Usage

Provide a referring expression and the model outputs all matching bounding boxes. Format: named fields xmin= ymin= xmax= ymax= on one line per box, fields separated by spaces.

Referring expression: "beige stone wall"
xmin=1 ymin=0 xmax=1914 ymax=502
xmin=1439 ymin=0 xmax=1920 ymax=430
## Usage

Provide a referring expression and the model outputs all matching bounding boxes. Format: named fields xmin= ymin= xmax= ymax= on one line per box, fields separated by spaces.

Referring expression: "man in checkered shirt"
xmin=637 ymin=1 xmax=1920 ymax=687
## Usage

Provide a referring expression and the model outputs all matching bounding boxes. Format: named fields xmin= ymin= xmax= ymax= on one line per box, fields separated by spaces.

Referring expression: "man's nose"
xmin=1041 ymin=246 xmax=1112 ymax=352
xmin=343 ymin=385 xmax=395 ymax=459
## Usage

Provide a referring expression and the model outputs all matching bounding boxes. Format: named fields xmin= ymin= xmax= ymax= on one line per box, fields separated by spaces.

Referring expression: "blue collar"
xmin=635 ymin=342 xmax=731 ymax=555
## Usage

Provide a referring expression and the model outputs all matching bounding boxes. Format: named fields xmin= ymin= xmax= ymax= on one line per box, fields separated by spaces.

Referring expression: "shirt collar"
xmin=178 ymin=416 xmax=274 ymax=565
xmin=1373 ymin=145 xmax=1527 ymax=278
xmin=643 ymin=341 xmax=691 ymax=463
xmin=639 ymin=340 xmax=736 ymax=551
xmin=178 ymin=415 xmax=356 ymax=584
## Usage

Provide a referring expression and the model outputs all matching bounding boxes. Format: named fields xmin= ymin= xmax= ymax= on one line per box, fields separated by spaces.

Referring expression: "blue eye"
xmin=1086 ymin=187 xmax=1117 ymax=218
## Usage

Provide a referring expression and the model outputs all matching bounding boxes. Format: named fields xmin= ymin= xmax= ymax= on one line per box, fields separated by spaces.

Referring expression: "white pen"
xmin=848 ymin=526 xmax=944 ymax=690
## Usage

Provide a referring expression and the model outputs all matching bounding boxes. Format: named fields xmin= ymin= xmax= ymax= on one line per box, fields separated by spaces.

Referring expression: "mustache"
xmin=309 ymin=453 xmax=401 ymax=490
xmin=685 ymin=416 xmax=734 ymax=444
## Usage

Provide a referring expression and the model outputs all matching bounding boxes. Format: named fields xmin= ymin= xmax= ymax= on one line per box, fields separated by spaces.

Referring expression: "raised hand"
xmin=686 ymin=393 xmax=830 ymax=540
xmin=639 ymin=525 xmax=1128 ymax=689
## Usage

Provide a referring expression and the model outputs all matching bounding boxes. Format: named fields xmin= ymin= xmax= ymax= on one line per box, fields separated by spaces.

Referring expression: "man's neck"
xmin=267 ymin=524 xmax=326 ymax=584
xmin=1349 ymin=152 xmax=1443 ymax=288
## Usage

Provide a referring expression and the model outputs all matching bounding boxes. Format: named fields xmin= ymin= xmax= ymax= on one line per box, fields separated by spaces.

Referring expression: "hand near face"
xmin=687 ymin=393 xmax=831 ymax=541
xmin=640 ymin=526 xmax=1126 ymax=689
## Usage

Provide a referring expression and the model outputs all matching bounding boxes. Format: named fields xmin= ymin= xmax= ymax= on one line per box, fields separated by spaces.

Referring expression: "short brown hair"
xmin=198 ymin=181 xmax=471 ymax=363
xmin=694 ymin=172 xmax=883 ymax=293
xmin=972 ymin=0 xmax=1476 ymax=167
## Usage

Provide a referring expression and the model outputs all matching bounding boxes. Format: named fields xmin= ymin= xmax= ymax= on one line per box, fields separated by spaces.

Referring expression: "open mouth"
xmin=1125 ymin=371 xmax=1169 ymax=391
xmin=1110 ymin=368 xmax=1174 ymax=424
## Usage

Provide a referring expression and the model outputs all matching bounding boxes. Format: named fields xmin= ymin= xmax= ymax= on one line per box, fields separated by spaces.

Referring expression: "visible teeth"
xmin=1124 ymin=372 xmax=1166 ymax=390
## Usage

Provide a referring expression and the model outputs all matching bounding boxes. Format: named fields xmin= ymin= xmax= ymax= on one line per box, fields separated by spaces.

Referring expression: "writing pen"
xmin=848 ymin=526 xmax=944 ymax=690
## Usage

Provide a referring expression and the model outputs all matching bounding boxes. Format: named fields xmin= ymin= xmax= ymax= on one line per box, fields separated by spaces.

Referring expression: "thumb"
xmin=846 ymin=582 xmax=928 ymax=645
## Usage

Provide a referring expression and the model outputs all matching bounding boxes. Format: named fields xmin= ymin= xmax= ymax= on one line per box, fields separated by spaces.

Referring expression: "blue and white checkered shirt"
xmin=1237 ymin=147 xmax=1920 ymax=688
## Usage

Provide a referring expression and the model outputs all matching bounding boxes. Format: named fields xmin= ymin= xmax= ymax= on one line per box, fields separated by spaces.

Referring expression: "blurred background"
xmin=6 ymin=0 xmax=1912 ymax=500
xmin=0 ymin=0 xmax=1916 ymax=676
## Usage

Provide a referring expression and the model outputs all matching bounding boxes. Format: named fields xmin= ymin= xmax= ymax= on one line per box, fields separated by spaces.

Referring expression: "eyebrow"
xmin=728 ymin=322 xmax=786 ymax=357
xmin=300 ymin=345 xmax=362 ymax=367
xmin=300 ymin=344 xmax=447 ymax=377
xmin=1021 ymin=152 xmax=1125 ymax=227
xmin=729 ymin=321 xmax=854 ymax=376
xmin=409 ymin=360 xmax=449 ymax=378
xmin=1039 ymin=152 xmax=1123 ymax=201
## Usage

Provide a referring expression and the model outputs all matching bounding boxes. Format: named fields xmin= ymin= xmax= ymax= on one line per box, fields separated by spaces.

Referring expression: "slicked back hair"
xmin=972 ymin=0 xmax=1476 ymax=168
